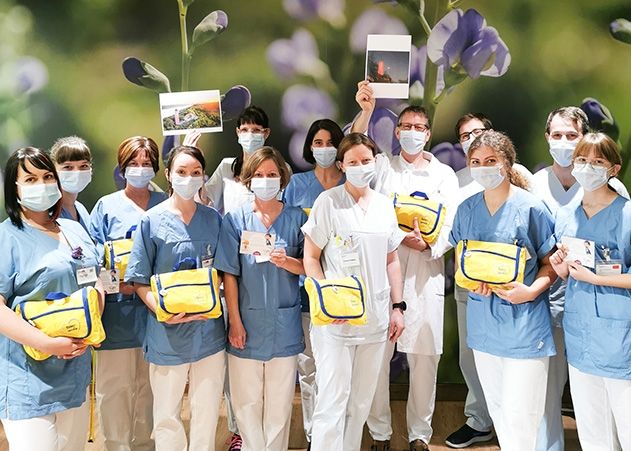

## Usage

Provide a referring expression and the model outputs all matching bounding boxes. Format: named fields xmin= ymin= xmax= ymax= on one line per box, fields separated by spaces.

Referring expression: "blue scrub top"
xmin=214 ymin=203 xmax=307 ymax=361
xmin=555 ymin=195 xmax=631 ymax=380
xmin=125 ymin=201 xmax=226 ymax=366
xmin=283 ymin=169 xmax=344 ymax=311
xmin=89 ymin=190 xmax=166 ymax=350
xmin=449 ymin=188 xmax=557 ymax=359
xmin=60 ymin=200 xmax=91 ymax=233
xmin=0 ymin=218 xmax=99 ymax=420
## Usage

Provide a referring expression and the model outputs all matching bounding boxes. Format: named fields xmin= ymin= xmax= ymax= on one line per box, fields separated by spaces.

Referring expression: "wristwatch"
xmin=392 ymin=301 xmax=407 ymax=312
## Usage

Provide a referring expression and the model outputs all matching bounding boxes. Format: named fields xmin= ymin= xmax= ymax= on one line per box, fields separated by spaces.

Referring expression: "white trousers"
xmin=535 ymin=326 xmax=567 ymax=451
xmin=569 ymin=364 xmax=631 ymax=451
xmin=367 ymin=341 xmax=439 ymax=444
xmin=297 ymin=312 xmax=316 ymax=442
xmin=228 ymin=354 xmax=298 ymax=451
xmin=473 ymin=350 xmax=549 ymax=451
xmin=310 ymin=327 xmax=387 ymax=451
xmin=149 ymin=351 xmax=225 ymax=451
xmin=96 ymin=348 xmax=154 ymax=451
xmin=2 ymin=399 xmax=89 ymax=451
xmin=455 ymin=291 xmax=493 ymax=431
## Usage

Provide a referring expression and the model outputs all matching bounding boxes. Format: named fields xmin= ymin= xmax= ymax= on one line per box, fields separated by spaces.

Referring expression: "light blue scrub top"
xmin=125 ymin=201 xmax=226 ymax=366
xmin=283 ymin=169 xmax=344 ymax=311
xmin=60 ymin=200 xmax=91 ymax=233
xmin=0 ymin=218 xmax=99 ymax=420
xmin=554 ymin=195 xmax=631 ymax=380
xmin=89 ymin=190 xmax=166 ymax=350
xmin=214 ymin=203 xmax=307 ymax=361
xmin=449 ymin=188 xmax=557 ymax=359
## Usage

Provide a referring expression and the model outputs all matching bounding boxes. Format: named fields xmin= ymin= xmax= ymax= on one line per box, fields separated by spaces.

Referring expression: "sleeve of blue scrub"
xmin=529 ymin=203 xmax=556 ymax=259
xmin=213 ymin=212 xmax=242 ymax=277
xmin=448 ymin=201 xmax=466 ymax=248
xmin=124 ymin=215 xmax=155 ymax=285
xmin=0 ymin=228 xmax=16 ymax=300
xmin=300 ymin=194 xmax=331 ymax=250
xmin=88 ymin=198 xmax=106 ymax=261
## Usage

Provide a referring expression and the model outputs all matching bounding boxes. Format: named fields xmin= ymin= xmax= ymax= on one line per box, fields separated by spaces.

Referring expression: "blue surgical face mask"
xmin=58 ymin=170 xmax=92 ymax=194
xmin=399 ymin=130 xmax=427 ymax=155
xmin=17 ymin=182 xmax=62 ymax=212
xmin=170 ymin=175 xmax=204 ymax=200
xmin=312 ymin=147 xmax=337 ymax=168
xmin=125 ymin=167 xmax=155 ymax=188
xmin=238 ymin=132 xmax=266 ymax=154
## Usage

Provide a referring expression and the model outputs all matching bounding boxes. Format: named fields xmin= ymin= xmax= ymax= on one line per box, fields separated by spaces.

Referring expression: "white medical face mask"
xmin=399 ymin=130 xmax=427 ymax=155
xmin=344 ymin=162 xmax=376 ymax=188
xmin=548 ymin=139 xmax=577 ymax=168
xmin=58 ymin=170 xmax=92 ymax=194
xmin=571 ymin=163 xmax=610 ymax=192
xmin=470 ymin=165 xmax=505 ymax=190
xmin=238 ymin=132 xmax=266 ymax=154
xmin=170 ymin=175 xmax=204 ymax=200
xmin=125 ymin=167 xmax=155 ymax=188
xmin=17 ymin=182 xmax=62 ymax=212
xmin=312 ymin=147 xmax=337 ymax=168
xmin=461 ymin=135 xmax=475 ymax=154
xmin=250 ymin=177 xmax=281 ymax=201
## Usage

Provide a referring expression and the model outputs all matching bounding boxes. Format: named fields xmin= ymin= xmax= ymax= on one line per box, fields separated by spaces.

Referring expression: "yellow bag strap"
xmin=88 ymin=348 xmax=97 ymax=443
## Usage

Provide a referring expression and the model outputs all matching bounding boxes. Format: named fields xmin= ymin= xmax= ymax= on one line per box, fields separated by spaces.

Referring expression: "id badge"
xmin=596 ymin=259 xmax=623 ymax=276
xmin=341 ymin=251 xmax=360 ymax=268
xmin=201 ymin=257 xmax=214 ymax=268
xmin=77 ymin=266 xmax=98 ymax=285
xmin=100 ymin=267 xmax=120 ymax=294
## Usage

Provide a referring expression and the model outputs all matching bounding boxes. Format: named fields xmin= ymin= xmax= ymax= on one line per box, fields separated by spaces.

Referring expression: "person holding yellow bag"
xmin=448 ymin=130 xmax=557 ymax=451
xmin=302 ymin=133 xmax=405 ymax=451
xmin=214 ymin=146 xmax=307 ymax=451
xmin=0 ymin=147 xmax=103 ymax=451
xmin=89 ymin=136 xmax=166 ymax=451
xmin=124 ymin=145 xmax=225 ymax=451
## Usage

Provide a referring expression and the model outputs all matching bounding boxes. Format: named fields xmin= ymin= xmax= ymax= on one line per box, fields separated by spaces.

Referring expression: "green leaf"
xmin=190 ymin=10 xmax=228 ymax=55
xmin=140 ymin=61 xmax=171 ymax=93
xmin=610 ymin=19 xmax=631 ymax=45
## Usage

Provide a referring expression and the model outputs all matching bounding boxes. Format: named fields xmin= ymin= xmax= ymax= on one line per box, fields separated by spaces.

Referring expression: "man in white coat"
xmin=352 ymin=81 xmax=459 ymax=451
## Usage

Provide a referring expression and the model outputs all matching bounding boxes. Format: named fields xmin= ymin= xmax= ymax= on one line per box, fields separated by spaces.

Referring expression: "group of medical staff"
xmin=0 ymin=80 xmax=629 ymax=451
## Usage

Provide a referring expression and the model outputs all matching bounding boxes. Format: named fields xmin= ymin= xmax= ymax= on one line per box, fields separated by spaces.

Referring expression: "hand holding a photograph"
xmin=270 ymin=247 xmax=288 ymax=268
xmin=183 ymin=129 xmax=202 ymax=148
xmin=550 ymin=243 xmax=570 ymax=279
xmin=355 ymin=80 xmax=375 ymax=114
xmin=567 ymin=261 xmax=596 ymax=284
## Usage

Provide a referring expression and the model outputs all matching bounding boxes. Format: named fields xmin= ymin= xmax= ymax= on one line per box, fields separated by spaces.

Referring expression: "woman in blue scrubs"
xmin=89 ymin=136 xmax=166 ymax=451
xmin=50 ymin=136 xmax=93 ymax=231
xmin=0 ymin=147 xmax=102 ymax=450
xmin=448 ymin=131 xmax=557 ymax=451
xmin=125 ymin=145 xmax=225 ymax=451
xmin=550 ymin=133 xmax=631 ymax=450
xmin=282 ymin=118 xmax=344 ymax=447
xmin=214 ymin=146 xmax=306 ymax=451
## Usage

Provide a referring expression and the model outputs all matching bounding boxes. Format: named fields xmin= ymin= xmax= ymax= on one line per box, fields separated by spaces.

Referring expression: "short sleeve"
xmin=124 ymin=214 xmax=156 ymax=285
xmin=529 ymin=204 xmax=556 ymax=259
xmin=300 ymin=194 xmax=331 ymax=250
xmin=0 ymin=229 xmax=17 ymax=300
xmin=213 ymin=212 xmax=242 ymax=276
xmin=88 ymin=198 xmax=107 ymax=260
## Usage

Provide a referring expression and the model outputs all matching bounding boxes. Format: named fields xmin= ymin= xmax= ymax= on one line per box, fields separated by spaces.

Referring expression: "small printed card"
xmin=240 ymin=231 xmax=275 ymax=257
xmin=561 ymin=236 xmax=595 ymax=269
xmin=100 ymin=267 xmax=120 ymax=294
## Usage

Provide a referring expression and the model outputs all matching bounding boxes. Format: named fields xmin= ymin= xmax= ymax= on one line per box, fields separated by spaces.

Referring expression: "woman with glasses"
xmin=49 ymin=136 xmax=93 ymax=232
xmin=549 ymin=132 xmax=631 ymax=450
xmin=448 ymin=130 xmax=557 ymax=451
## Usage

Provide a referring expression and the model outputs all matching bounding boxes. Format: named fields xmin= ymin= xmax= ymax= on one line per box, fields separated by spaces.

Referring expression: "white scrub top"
xmin=204 ymin=157 xmax=254 ymax=215
xmin=301 ymin=185 xmax=404 ymax=344
xmin=383 ymin=153 xmax=459 ymax=355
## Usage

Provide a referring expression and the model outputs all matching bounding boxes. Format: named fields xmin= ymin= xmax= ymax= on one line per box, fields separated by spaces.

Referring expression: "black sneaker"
xmin=370 ymin=439 xmax=391 ymax=451
xmin=445 ymin=424 xmax=494 ymax=448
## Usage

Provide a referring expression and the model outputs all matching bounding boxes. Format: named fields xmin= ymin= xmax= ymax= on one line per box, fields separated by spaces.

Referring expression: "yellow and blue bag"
xmin=305 ymin=275 xmax=367 ymax=326
xmin=455 ymin=239 xmax=527 ymax=291
xmin=103 ymin=225 xmax=136 ymax=280
xmin=392 ymin=191 xmax=446 ymax=244
xmin=15 ymin=286 xmax=106 ymax=361
xmin=150 ymin=258 xmax=222 ymax=322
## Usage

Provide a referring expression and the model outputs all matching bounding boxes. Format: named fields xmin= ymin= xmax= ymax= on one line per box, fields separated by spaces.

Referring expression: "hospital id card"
xmin=77 ymin=266 xmax=98 ymax=285
xmin=596 ymin=260 xmax=623 ymax=276
xmin=100 ymin=267 xmax=120 ymax=294
xmin=240 ymin=231 xmax=275 ymax=257
xmin=561 ymin=236 xmax=595 ymax=269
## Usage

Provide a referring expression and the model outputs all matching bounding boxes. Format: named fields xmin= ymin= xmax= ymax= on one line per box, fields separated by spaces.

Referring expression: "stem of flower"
xmin=418 ymin=0 xmax=432 ymax=36
xmin=177 ymin=0 xmax=191 ymax=91
xmin=448 ymin=0 xmax=464 ymax=10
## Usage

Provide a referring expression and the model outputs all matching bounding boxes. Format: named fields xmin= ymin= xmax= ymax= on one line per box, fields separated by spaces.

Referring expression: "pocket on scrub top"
xmin=275 ymin=304 xmax=303 ymax=349
xmin=588 ymin=317 xmax=631 ymax=374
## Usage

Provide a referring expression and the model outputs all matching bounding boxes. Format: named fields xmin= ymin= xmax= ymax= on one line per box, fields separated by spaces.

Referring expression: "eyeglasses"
xmin=459 ymin=128 xmax=487 ymax=142
xmin=573 ymin=156 xmax=611 ymax=169
xmin=398 ymin=122 xmax=430 ymax=132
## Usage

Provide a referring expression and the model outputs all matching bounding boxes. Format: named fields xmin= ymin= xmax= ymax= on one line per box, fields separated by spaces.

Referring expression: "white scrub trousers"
xmin=569 ymin=364 xmax=631 ymax=451
xmin=310 ymin=327 xmax=387 ymax=451
xmin=96 ymin=347 xmax=154 ymax=451
xmin=298 ymin=312 xmax=316 ymax=443
xmin=1 ymin=398 xmax=89 ymax=451
xmin=473 ymin=350 xmax=549 ymax=451
xmin=228 ymin=354 xmax=298 ymax=451
xmin=149 ymin=351 xmax=225 ymax=451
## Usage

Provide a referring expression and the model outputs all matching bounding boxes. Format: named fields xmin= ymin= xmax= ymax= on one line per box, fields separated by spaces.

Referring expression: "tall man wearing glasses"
xmin=529 ymin=106 xmax=628 ymax=451
xmin=352 ymin=80 xmax=459 ymax=451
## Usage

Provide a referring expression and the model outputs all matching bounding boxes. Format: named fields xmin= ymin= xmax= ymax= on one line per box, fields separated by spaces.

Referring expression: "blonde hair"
xmin=468 ymin=130 xmax=529 ymax=190
xmin=240 ymin=146 xmax=291 ymax=190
